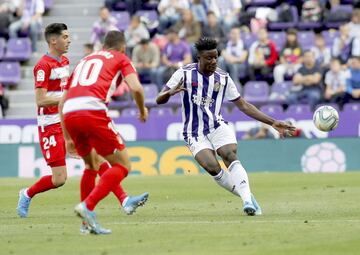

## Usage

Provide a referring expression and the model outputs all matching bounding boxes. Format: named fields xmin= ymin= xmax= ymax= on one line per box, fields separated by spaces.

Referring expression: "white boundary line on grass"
xmin=110 ymin=219 xmax=360 ymax=225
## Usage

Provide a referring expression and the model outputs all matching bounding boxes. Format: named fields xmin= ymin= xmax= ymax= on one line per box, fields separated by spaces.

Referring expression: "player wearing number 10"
xmin=60 ymin=30 xmax=148 ymax=234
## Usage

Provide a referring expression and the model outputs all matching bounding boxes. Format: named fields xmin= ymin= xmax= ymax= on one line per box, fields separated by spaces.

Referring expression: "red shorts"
xmin=64 ymin=110 xmax=125 ymax=157
xmin=38 ymin=123 xmax=66 ymax=167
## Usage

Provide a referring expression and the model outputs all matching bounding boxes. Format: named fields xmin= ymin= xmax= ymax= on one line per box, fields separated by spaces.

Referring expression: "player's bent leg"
xmin=51 ymin=165 xmax=67 ymax=187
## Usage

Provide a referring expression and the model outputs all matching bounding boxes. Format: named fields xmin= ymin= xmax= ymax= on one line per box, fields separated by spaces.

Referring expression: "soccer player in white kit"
xmin=156 ymin=37 xmax=295 ymax=215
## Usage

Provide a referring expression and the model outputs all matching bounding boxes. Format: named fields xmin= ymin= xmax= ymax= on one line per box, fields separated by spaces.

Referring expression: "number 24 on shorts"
xmin=43 ymin=135 xmax=57 ymax=150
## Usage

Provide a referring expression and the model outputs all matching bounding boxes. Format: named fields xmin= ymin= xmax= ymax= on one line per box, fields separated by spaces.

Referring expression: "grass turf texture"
xmin=1 ymin=173 xmax=359 ymax=255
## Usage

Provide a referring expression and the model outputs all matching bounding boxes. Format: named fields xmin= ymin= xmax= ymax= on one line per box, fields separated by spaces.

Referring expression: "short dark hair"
xmin=195 ymin=37 xmax=218 ymax=52
xmin=103 ymin=30 xmax=126 ymax=49
xmin=83 ymin=43 xmax=94 ymax=50
xmin=44 ymin=23 xmax=67 ymax=43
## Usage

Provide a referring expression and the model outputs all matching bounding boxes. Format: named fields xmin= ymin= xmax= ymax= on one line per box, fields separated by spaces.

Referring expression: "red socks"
xmin=27 ymin=175 xmax=56 ymax=198
xmin=98 ymin=162 xmax=127 ymax=204
xmin=80 ymin=169 xmax=97 ymax=201
xmin=85 ymin=163 xmax=128 ymax=210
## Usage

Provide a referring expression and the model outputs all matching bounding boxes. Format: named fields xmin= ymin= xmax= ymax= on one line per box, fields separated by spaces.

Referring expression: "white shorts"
xmin=185 ymin=123 xmax=237 ymax=156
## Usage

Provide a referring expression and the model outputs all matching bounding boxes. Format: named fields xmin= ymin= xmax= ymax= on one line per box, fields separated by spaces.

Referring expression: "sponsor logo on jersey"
xmin=37 ymin=70 xmax=45 ymax=82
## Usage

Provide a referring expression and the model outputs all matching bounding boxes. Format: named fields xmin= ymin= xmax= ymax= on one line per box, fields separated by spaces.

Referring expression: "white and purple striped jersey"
xmin=165 ymin=63 xmax=241 ymax=140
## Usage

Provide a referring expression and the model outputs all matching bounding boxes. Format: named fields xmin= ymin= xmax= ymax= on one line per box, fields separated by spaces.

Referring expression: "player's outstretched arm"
xmin=35 ymin=88 xmax=61 ymax=107
xmin=233 ymin=97 xmax=296 ymax=137
xmin=124 ymin=73 xmax=148 ymax=122
xmin=156 ymin=77 xmax=185 ymax=104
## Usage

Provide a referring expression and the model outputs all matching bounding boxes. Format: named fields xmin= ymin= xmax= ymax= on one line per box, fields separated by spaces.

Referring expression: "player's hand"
xmin=169 ymin=78 xmax=186 ymax=96
xmin=138 ymin=107 xmax=148 ymax=123
xmin=272 ymin=120 xmax=296 ymax=138
xmin=65 ymin=139 xmax=80 ymax=159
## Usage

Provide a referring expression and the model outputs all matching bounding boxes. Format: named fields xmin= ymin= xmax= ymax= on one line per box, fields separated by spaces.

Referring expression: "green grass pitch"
xmin=1 ymin=173 xmax=360 ymax=255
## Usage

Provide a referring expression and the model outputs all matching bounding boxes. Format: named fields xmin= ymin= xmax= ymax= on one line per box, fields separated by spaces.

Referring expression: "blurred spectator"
xmin=273 ymin=28 xmax=302 ymax=83
xmin=335 ymin=56 xmax=360 ymax=108
xmin=201 ymin=11 xmax=226 ymax=51
xmin=0 ymin=0 xmax=17 ymax=36
xmin=0 ymin=83 xmax=8 ymax=117
xmin=154 ymin=28 xmax=192 ymax=90
xmin=125 ymin=15 xmax=150 ymax=52
xmin=242 ymin=123 xmax=276 ymax=140
xmin=301 ymin=0 xmax=323 ymax=22
xmin=190 ymin=0 xmax=207 ymax=25
xmin=311 ymin=33 xmax=331 ymax=69
xmin=248 ymin=28 xmax=278 ymax=81
xmin=324 ymin=0 xmax=352 ymax=24
xmin=348 ymin=9 xmax=360 ymax=39
xmin=83 ymin=43 xmax=94 ymax=57
xmin=219 ymin=27 xmax=247 ymax=86
xmin=206 ymin=0 xmax=241 ymax=32
xmin=90 ymin=6 xmax=118 ymax=51
xmin=324 ymin=58 xmax=348 ymax=103
xmin=157 ymin=0 xmax=189 ymax=33
xmin=132 ymin=38 xmax=160 ymax=84
xmin=287 ymin=50 xmax=322 ymax=109
xmin=9 ymin=0 xmax=44 ymax=52
xmin=171 ymin=9 xmax=201 ymax=44
xmin=104 ymin=0 xmax=145 ymax=15
xmin=332 ymin=23 xmax=360 ymax=65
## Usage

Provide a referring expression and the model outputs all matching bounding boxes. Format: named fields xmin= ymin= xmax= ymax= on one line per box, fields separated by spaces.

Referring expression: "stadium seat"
xmin=4 ymin=38 xmax=32 ymax=61
xmin=240 ymin=32 xmax=257 ymax=48
xmin=143 ymin=84 xmax=158 ymax=106
xmin=285 ymin=104 xmax=312 ymax=119
xmin=111 ymin=11 xmax=131 ymax=31
xmin=325 ymin=5 xmax=353 ymax=29
xmin=322 ymin=30 xmax=340 ymax=47
xmin=136 ymin=10 xmax=158 ymax=23
xmin=260 ymin=104 xmax=284 ymax=115
xmin=243 ymin=81 xmax=270 ymax=104
xmin=268 ymin=6 xmax=299 ymax=31
xmin=121 ymin=107 xmax=138 ymax=117
xmin=151 ymin=107 xmax=174 ymax=117
xmin=298 ymin=31 xmax=315 ymax=50
xmin=0 ymin=61 xmax=21 ymax=85
xmin=112 ymin=1 xmax=127 ymax=11
xmin=246 ymin=0 xmax=277 ymax=7
xmin=0 ymin=38 xmax=5 ymax=60
xmin=268 ymin=31 xmax=286 ymax=52
xmin=270 ymin=81 xmax=293 ymax=103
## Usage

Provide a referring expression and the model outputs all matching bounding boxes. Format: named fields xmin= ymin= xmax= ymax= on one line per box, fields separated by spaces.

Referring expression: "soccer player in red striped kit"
xmin=60 ymin=30 xmax=149 ymax=234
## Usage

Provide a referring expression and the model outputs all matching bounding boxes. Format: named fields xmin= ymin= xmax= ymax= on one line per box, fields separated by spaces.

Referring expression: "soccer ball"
xmin=313 ymin=106 xmax=339 ymax=132
xmin=301 ymin=142 xmax=346 ymax=173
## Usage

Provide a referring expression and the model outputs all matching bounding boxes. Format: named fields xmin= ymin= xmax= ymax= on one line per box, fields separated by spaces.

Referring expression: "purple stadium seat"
xmin=121 ymin=107 xmax=138 ymax=117
xmin=260 ymin=104 xmax=284 ymax=115
xmin=111 ymin=11 xmax=131 ymax=31
xmin=0 ymin=38 xmax=5 ymax=59
xmin=268 ymin=32 xmax=286 ymax=52
xmin=112 ymin=1 xmax=127 ymax=11
xmin=241 ymin=32 xmax=257 ymax=48
xmin=143 ymin=84 xmax=158 ymax=106
xmin=271 ymin=81 xmax=293 ymax=95
xmin=4 ymin=38 xmax=32 ymax=61
xmin=135 ymin=10 xmax=158 ymax=23
xmin=243 ymin=81 xmax=270 ymax=104
xmin=151 ymin=107 xmax=174 ymax=117
xmin=142 ymin=1 xmax=159 ymax=10
xmin=285 ymin=104 xmax=312 ymax=119
xmin=0 ymin=61 xmax=21 ymax=85
xmin=322 ymin=30 xmax=340 ymax=47
xmin=268 ymin=6 xmax=299 ymax=31
xmin=298 ymin=31 xmax=315 ymax=50
xmin=325 ymin=5 xmax=353 ymax=29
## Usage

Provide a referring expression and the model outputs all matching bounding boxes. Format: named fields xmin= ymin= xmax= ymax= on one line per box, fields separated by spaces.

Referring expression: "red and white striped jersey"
xmin=34 ymin=54 xmax=69 ymax=127
xmin=62 ymin=50 xmax=136 ymax=114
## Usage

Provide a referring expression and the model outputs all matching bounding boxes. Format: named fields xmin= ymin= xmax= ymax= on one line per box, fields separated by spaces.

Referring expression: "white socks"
xmin=228 ymin=160 xmax=252 ymax=203
xmin=213 ymin=169 xmax=238 ymax=196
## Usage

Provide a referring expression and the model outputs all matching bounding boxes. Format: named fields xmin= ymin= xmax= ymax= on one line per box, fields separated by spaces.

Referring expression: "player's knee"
xmin=52 ymin=175 xmax=67 ymax=187
xmin=205 ymin=163 xmax=221 ymax=176
xmin=221 ymin=151 xmax=238 ymax=165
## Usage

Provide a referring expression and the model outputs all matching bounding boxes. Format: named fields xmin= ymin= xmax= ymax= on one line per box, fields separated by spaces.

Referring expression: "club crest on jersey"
xmin=213 ymin=81 xmax=221 ymax=92
xmin=36 ymin=70 xmax=45 ymax=82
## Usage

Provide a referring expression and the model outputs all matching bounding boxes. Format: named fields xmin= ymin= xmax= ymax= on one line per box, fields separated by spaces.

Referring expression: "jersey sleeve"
xmin=34 ymin=62 xmax=51 ymax=89
xmin=165 ymin=68 xmax=184 ymax=90
xmin=224 ymin=75 xmax=241 ymax=101
xmin=119 ymin=54 xmax=137 ymax=77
